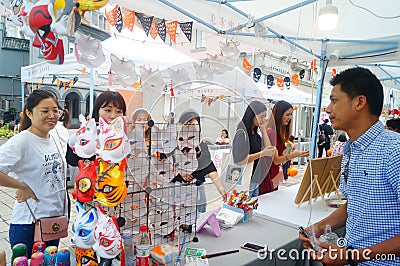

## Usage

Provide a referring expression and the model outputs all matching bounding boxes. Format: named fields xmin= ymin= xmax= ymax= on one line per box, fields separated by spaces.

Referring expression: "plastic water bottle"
xmin=136 ymin=225 xmax=150 ymax=266
xmin=123 ymin=229 xmax=135 ymax=266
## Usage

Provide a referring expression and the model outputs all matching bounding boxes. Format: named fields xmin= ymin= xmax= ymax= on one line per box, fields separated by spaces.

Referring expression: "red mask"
xmin=72 ymin=160 xmax=98 ymax=203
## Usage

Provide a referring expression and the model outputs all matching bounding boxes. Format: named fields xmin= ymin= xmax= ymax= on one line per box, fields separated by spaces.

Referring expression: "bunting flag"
xmin=310 ymin=59 xmax=317 ymax=71
xmin=242 ymin=57 xmax=252 ymax=73
xmin=27 ymin=84 xmax=31 ymax=91
xmin=115 ymin=7 xmax=124 ymax=33
xmin=166 ymin=21 xmax=178 ymax=43
xmin=150 ymin=19 xmax=158 ymax=39
xmin=63 ymin=82 xmax=67 ymax=91
xmin=52 ymin=75 xmax=57 ymax=84
xmin=105 ymin=5 xmax=118 ymax=26
xmin=157 ymin=19 xmax=166 ymax=42
xmin=292 ymin=73 xmax=299 ymax=86
xmin=81 ymin=68 xmax=86 ymax=76
xmin=136 ymin=13 xmax=153 ymax=36
xmin=56 ymin=79 xmax=61 ymax=89
xmin=69 ymin=79 xmax=74 ymax=88
xmin=332 ymin=68 xmax=337 ymax=78
xmin=123 ymin=11 xmax=135 ymax=32
xmin=179 ymin=21 xmax=193 ymax=42
xmin=37 ymin=83 xmax=42 ymax=89
xmin=108 ymin=71 xmax=112 ymax=86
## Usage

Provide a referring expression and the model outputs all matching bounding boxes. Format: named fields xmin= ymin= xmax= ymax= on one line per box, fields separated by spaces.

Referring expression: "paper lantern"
xmin=287 ymin=167 xmax=298 ymax=177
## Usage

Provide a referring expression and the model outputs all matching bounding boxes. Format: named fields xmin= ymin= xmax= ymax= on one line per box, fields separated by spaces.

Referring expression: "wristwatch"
xmin=346 ymin=246 xmax=357 ymax=266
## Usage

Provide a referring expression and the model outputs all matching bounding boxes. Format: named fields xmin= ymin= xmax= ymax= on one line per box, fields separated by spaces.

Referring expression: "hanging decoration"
xmin=310 ymin=59 xmax=317 ymax=71
xmin=115 ymin=6 xmax=123 ymax=33
xmin=49 ymin=0 xmax=80 ymax=37
xmin=332 ymin=68 xmax=337 ymax=78
xmin=150 ymin=19 xmax=158 ymax=40
xmin=75 ymin=0 xmax=110 ymax=13
xmin=284 ymin=76 xmax=291 ymax=90
xmin=266 ymin=74 xmax=274 ymax=89
xmin=220 ymin=41 xmax=240 ymax=60
xmin=123 ymin=11 xmax=135 ymax=32
xmin=201 ymin=94 xmax=219 ymax=106
xmin=291 ymin=73 xmax=299 ymax=86
xmin=135 ymin=13 xmax=153 ymax=36
xmin=1 ymin=0 xmax=35 ymax=37
xmin=74 ymin=31 xmax=106 ymax=68
xmin=110 ymin=53 xmax=137 ymax=87
xmin=242 ymin=57 xmax=252 ymax=73
xmin=166 ymin=21 xmax=178 ymax=43
xmin=179 ymin=21 xmax=193 ymax=42
xmin=157 ymin=19 xmax=167 ymax=42
xmin=253 ymin=68 xmax=261 ymax=82
xmin=299 ymin=69 xmax=305 ymax=80
xmin=276 ymin=77 xmax=284 ymax=90
xmin=105 ymin=5 xmax=118 ymax=26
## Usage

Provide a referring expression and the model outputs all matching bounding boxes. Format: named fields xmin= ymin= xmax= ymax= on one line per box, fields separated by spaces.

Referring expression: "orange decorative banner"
xmin=69 ymin=79 xmax=74 ymax=88
xmin=105 ymin=5 xmax=118 ymax=26
xmin=150 ymin=19 xmax=158 ymax=39
xmin=311 ymin=59 xmax=317 ymax=71
xmin=292 ymin=73 xmax=299 ymax=86
xmin=81 ymin=68 xmax=86 ymax=76
xmin=123 ymin=11 xmax=135 ymax=32
xmin=56 ymin=79 xmax=61 ymax=89
xmin=276 ymin=77 xmax=284 ymax=90
xmin=242 ymin=58 xmax=252 ymax=73
xmin=166 ymin=21 xmax=178 ymax=43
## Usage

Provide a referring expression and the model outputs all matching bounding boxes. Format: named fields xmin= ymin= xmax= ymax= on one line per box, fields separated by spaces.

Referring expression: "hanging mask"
xmin=253 ymin=68 xmax=261 ymax=82
xmin=72 ymin=160 xmax=98 ymax=202
xmin=74 ymin=118 xmax=98 ymax=159
xmin=276 ymin=77 xmax=284 ymax=90
xmin=28 ymin=1 xmax=53 ymax=39
xmin=266 ymin=74 xmax=274 ymax=89
xmin=93 ymin=206 xmax=122 ymax=259
xmin=2 ymin=0 xmax=35 ymax=37
xmin=49 ymin=0 xmax=80 ymax=36
xmin=94 ymin=159 xmax=127 ymax=207
xmin=292 ymin=73 xmax=299 ymax=87
xmin=220 ymin=41 xmax=240 ymax=60
xmin=284 ymin=76 xmax=291 ymax=90
xmin=139 ymin=67 xmax=165 ymax=93
xmin=75 ymin=0 xmax=110 ymax=12
xmin=96 ymin=117 xmax=130 ymax=163
xmin=71 ymin=202 xmax=98 ymax=249
xmin=75 ymin=247 xmax=98 ymax=266
xmin=75 ymin=31 xmax=106 ymax=68
xmin=110 ymin=53 xmax=137 ymax=87
xmin=33 ymin=31 xmax=65 ymax=65
xmin=299 ymin=69 xmax=306 ymax=80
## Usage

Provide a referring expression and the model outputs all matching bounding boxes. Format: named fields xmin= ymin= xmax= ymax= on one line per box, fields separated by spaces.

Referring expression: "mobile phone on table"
xmin=298 ymin=226 xmax=310 ymax=238
xmin=241 ymin=242 xmax=265 ymax=252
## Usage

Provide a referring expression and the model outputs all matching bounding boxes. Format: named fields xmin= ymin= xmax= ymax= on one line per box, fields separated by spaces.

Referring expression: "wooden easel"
xmin=294 ymin=155 xmax=343 ymax=211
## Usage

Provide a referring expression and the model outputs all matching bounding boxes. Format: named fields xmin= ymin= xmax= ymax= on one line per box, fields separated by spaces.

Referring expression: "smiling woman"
xmin=0 ymin=90 xmax=68 ymax=257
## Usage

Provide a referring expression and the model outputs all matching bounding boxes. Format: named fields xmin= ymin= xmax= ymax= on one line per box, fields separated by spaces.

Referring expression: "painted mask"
xmin=75 ymin=248 xmax=98 ymax=266
xmin=32 ymin=31 xmax=64 ymax=65
xmin=284 ymin=76 xmax=291 ymax=90
xmin=55 ymin=249 xmax=70 ymax=266
xmin=299 ymin=69 xmax=306 ymax=80
xmin=75 ymin=31 xmax=106 ymax=68
xmin=74 ymin=118 xmax=97 ymax=159
xmin=94 ymin=159 xmax=127 ymax=207
xmin=49 ymin=0 xmax=80 ymax=36
xmin=93 ymin=206 xmax=122 ymax=259
xmin=28 ymin=0 xmax=53 ymax=39
xmin=110 ymin=53 xmax=137 ymax=87
xmin=253 ymin=68 xmax=261 ymax=82
xmin=96 ymin=117 xmax=130 ymax=163
xmin=44 ymin=246 xmax=58 ymax=266
xmin=220 ymin=41 xmax=240 ymax=60
xmin=276 ymin=77 xmax=284 ymax=90
xmin=72 ymin=160 xmax=98 ymax=203
xmin=266 ymin=74 xmax=274 ymax=89
xmin=1 ymin=0 xmax=35 ymax=37
xmin=71 ymin=202 xmax=98 ymax=249
xmin=292 ymin=73 xmax=299 ymax=87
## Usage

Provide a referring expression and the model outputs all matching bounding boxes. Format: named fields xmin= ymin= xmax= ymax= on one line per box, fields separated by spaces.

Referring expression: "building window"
xmin=99 ymin=14 xmax=106 ymax=30
xmin=194 ymin=30 xmax=205 ymax=49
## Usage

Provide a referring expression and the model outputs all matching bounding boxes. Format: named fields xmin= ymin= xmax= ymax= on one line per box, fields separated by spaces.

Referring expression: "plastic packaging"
xmin=319 ymin=225 xmax=339 ymax=244
xmin=136 ymin=225 xmax=150 ymax=266
xmin=123 ymin=229 xmax=135 ymax=266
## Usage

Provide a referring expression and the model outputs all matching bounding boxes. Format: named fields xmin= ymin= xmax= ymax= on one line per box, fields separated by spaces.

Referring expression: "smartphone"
xmin=298 ymin=226 xmax=310 ymax=238
xmin=241 ymin=242 xmax=265 ymax=252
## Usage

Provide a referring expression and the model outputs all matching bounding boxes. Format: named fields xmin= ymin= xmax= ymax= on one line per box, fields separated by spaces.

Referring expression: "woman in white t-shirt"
xmin=0 ymin=90 xmax=67 ymax=257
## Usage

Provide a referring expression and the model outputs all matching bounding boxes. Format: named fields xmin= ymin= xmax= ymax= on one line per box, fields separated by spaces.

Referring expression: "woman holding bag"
xmin=259 ymin=100 xmax=309 ymax=195
xmin=232 ymin=101 xmax=276 ymax=197
xmin=0 ymin=90 xmax=67 ymax=257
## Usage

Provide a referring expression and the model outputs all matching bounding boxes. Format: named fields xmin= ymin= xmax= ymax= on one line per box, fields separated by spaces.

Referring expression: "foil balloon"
xmin=71 ymin=202 xmax=98 ymax=249
xmin=75 ymin=248 xmax=98 ymax=266
xmin=94 ymin=159 xmax=127 ymax=207
xmin=93 ymin=206 xmax=122 ymax=259
xmin=96 ymin=117 xmax=130 ymax=163
xmin=74 ymin=118 xmax=97 ymax=159
xmin=110 ymin=53 xmax=138 ymax=87
xmin=72 ymin=160 xmax=98 ymax=202
xmin=74 ymin=31 xmax=105 ymax=68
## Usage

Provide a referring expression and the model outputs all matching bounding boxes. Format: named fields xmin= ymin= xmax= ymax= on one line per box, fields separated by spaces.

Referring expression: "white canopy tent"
xmin=114 ymin=0 xmax=400 ymax=157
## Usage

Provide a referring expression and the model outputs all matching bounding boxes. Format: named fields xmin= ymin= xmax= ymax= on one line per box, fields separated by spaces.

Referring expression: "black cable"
xmin=341 ymin=50 xmax=398 ymax=60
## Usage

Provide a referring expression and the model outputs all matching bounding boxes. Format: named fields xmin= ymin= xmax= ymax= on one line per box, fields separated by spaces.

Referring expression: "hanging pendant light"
xmin=318 ymin=0 xmax=339 ymax=31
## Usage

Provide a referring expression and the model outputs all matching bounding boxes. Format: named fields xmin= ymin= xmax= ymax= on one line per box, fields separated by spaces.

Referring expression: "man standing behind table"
xmin=299 ymin=67 xmax=400 ymax=265
xmin=317 ymin=118 xmax=334 ymax=158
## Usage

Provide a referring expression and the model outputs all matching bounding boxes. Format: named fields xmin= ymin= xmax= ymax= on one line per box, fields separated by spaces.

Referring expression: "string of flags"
xmin=105 ymin=5 xmax=193 ymax=43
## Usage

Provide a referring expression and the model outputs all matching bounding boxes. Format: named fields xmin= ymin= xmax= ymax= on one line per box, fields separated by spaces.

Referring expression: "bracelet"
xmin=347 ymin=246 xmax=357 ymax=266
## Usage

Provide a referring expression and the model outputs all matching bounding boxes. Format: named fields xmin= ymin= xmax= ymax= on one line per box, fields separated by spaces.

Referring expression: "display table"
xmin=255 ymin=183 xmax=338 ymax=228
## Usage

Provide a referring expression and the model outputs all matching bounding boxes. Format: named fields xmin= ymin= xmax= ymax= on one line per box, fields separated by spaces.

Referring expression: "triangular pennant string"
xmin=150 ymin=19 xmax=158 ymax=39
xmin=115 ymin=7 xmax=124 ymax=33
xmin=166 ymin=21 xmax=178 ymax=43
xmin=157 ymin=19 xmax=166 ymax=42
xmin=123 ymin=11 xmax=135 ymax=32
xmin=105 ymin=5 xmax=118 ymax=26
xmin=136 ymin=13 xmax=153 ymax=36
xmin=179 ymin=21 xmax=193 ymax=42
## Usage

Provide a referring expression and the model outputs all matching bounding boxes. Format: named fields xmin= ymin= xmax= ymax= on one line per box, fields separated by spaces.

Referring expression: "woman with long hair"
xmin=259 ymin=100 xmax=309 ymax=195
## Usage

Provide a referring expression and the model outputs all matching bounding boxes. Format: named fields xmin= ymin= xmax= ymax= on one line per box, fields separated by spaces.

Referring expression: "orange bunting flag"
xmin=332 ymin=68 xmax=337 ymax=78
xmin=311 ymin=59 xmax=317 ymax=71
xmin=81 ymin=68 xmax=86 ymax=76
xmin=166 ymin=21 xmax=178 ymax=43
xmin=292 ymin=73 xmax=299 ymax=87
xmin=63 ymin=82 xmax=67 ymax=91
xmin=56 ymin=79 xmax=61 ymax=89
xmin=27 ymin=84 xmax=31 ymax=91
xmin=150 ymin=19 xmax=158 ymax=39
xmin=69 ymin=79 xmax=74 ymax=88
xmin=123 ymin=11 xmax=135 ymax=32
xmin=242 ymin=57 xmax=252 ymax=73
xmin=105 ymin=5 xmax=118 ymax=26
xmin=37 ymin=83 xmax=42 ymax=89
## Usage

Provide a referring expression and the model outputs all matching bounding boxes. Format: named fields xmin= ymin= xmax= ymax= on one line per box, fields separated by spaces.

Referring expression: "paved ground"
xmin=0 ymin=162 xmax=307 ymax=264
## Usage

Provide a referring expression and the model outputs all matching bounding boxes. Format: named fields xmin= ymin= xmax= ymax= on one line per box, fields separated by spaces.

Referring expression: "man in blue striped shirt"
xmin=300 ymin=67 xmax=400 ymax=265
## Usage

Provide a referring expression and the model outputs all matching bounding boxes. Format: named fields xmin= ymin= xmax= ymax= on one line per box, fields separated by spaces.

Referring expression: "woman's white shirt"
xmin=0 ymin=130 xmax=67 ymax=224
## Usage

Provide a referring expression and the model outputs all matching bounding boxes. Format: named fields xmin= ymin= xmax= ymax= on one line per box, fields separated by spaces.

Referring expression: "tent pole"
xmin=310 ymin=40 xmax=328 ymax=159
xmin=20 ymin=81 xmax=24 ymax=110
xmin=227 ymin=98 xmax=231 ymax=134
xmin=89 ymin=68 xmax=94 ymax=117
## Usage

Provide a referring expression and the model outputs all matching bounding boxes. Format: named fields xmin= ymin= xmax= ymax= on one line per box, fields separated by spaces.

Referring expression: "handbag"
xmin=26 ymin=135 xmax=68 ymax=242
